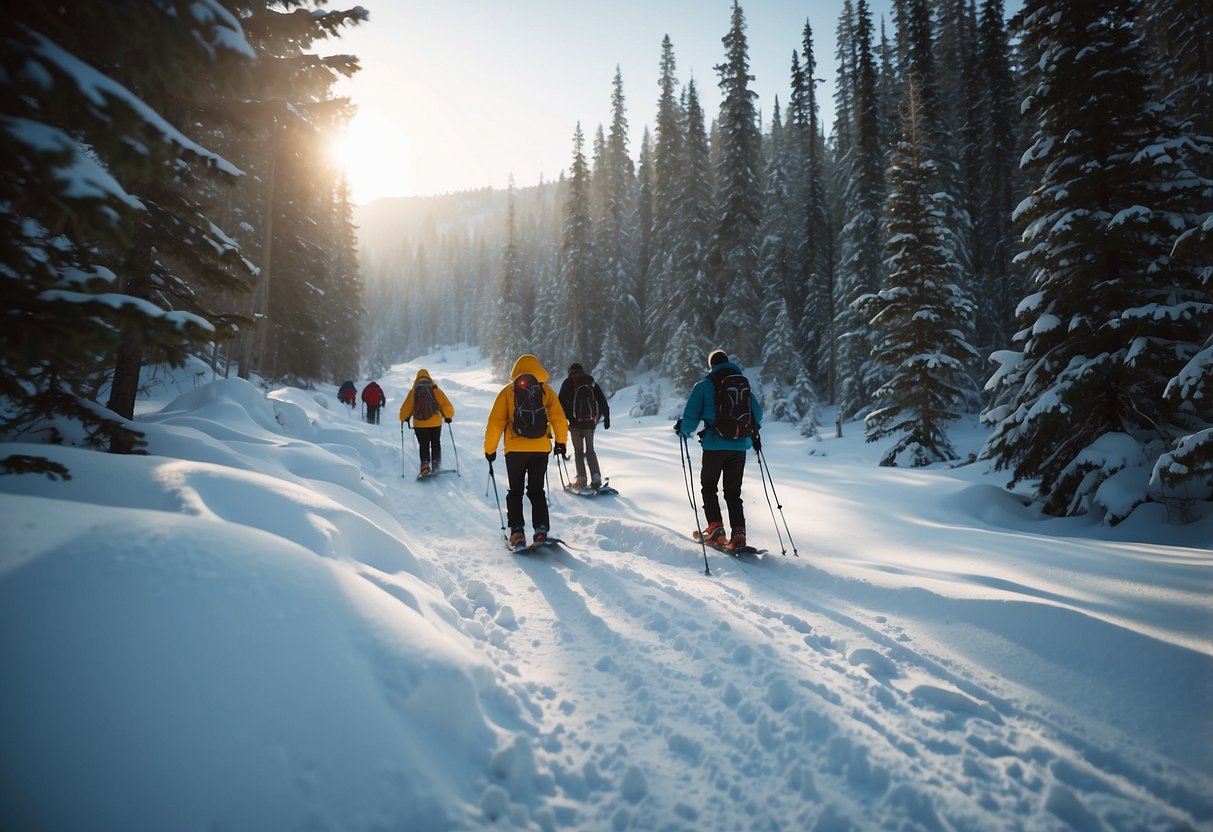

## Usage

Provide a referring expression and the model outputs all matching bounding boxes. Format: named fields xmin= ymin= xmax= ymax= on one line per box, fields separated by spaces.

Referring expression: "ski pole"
xmin=757 ymin=447 xmax=798 ymax=557
xmin=487 ymin=459 xmax=506 ymax=538
xmin=680 ymin=433 xmax=711 ymax=576
xmin=555 ymin=454 xmax=570 ymax=490
xmin=755 ymin=445 xmax=787 ymax=556
xmin=400 ymin=421 xmax=406 ymax=478
xmin=446 ymin=420 xmax=461 ymax=476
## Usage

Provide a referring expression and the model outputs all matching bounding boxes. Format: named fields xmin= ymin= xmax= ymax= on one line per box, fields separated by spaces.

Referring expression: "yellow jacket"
xmin=484 ymin=355 xmax=569 ymax=455
xmin=398 ymin=369 xmax=454 ymax=428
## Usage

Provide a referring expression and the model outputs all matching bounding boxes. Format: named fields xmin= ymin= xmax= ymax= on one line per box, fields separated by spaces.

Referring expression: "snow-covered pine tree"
xmin=761 ymin=301 xmax=809 ymax=424
xmin=983 ymin=0 xmax=1211 ymax=521
xmin=226 ymin=3 xmax=366 ymax=387
xmin=492 ymin=188 xmax=528 ymax=380
xmin=560 ymin=124 xmax=597 ymax=367
xmin=644 ymin=36 xmax=685 ymax=358
xmin=324 ymin=174 xmax=363 ymax=382
xmin=595 ymin=321 xmax=628 ymax=397
xmin=710 ymin=0 xmax=764 ymax=363
xmin=792 ymin=22 xmax=835 ymax=397
xmin=667 ymin=320 xmax=713 ymax=394
xmin=601 ymin=69 xmax=641 ymax=364
xmin=791 ymin=365 xmax=823 ymax=439
xmin=635 ymin=128 xmax=654 ymax=363
xmin=630 ymin=380 xmax=662 ymax=418
xmin=833 ymin=0 xmax=886 ymax=421
xmin=0 ymin=1 xmax=257 ymax=467
xmin=757 ymin=100 xmax=799 ymax=342
xmin=664 ymin=80 xmax=715 ymax=350
xmin=972 ymin=0 xmax=1020 ymax=354
xmin=861 ymin=78 xmax=978 ymax=467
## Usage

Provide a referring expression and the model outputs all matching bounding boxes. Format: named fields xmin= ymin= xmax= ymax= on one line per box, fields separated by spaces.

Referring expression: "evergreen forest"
xmin=359 ymin=0 xmax=1212 ymax=522
xmin=2 ymin=0 xmax=1210 ymax=524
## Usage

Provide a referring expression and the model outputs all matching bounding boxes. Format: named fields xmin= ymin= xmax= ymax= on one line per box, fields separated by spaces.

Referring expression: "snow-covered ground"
xmin=2 ymin=345 xmax=1210 ymax=831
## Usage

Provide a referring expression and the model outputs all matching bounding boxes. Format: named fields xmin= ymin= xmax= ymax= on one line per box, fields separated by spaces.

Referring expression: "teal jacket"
xmin=678 ymin=361 xmax=763 ymax=451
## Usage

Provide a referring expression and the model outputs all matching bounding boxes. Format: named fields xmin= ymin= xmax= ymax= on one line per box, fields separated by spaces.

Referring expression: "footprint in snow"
xmin=848 ymin=647 xmax=899 ymax=680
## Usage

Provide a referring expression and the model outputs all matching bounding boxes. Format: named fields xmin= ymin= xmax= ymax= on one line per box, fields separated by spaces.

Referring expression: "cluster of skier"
xmin=338 ymin=348 xmax=762 ymax=554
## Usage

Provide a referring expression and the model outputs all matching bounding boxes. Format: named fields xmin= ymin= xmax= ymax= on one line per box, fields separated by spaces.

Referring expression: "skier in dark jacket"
xmin=557 ymin=362 xmax=610 ymax=490
xmin=676 ymin=349 xmax=763 ymax=551
xmin=337 ymin=380 xmax=357 ymax=408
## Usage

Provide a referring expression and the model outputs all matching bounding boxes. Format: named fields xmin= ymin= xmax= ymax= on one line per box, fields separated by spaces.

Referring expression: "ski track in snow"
xmin=362 ymin=355 xmax=1210 ymax=831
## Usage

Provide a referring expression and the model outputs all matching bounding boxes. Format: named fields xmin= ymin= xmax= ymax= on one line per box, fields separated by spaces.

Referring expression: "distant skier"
xmin=675 ymin=349 xmax=763 ymax=551
xmin=399 ymin=369 xmax=455 ymax=476
xmin=361 ymin=380 xmax=386 ymax=425
xmin=484 ymin=354 xmax=569 ymax=549
xmin=337 ymin=380 xmax=357 ymax=409
xmin=557 ymin=362 xmax=610 ymax=490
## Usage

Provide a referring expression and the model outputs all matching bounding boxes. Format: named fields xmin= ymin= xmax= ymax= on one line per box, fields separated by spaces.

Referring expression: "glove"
xmin=485 ymin=452 xmax=496 ymax=463
xmin=673 ymin=418 xmax=683 ymax=435
xmin=603 ymin=416 xmax=610 ymax=430
xmin=444 ymin=417 xmax=452 ymax=423
xmin=553 ymin=442 xmax=567 ymax=459
xmin=752 ymin=431 xmax=762 ymax=451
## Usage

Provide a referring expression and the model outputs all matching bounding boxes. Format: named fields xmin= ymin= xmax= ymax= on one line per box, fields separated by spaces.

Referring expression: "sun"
xmin=328 ymin=109 xmax=413 ymax=204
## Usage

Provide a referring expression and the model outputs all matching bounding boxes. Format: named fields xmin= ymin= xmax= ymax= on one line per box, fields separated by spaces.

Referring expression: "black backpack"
xmin=711 ymin=372 xmax=754 ymax=439
xmin=413 ymin=379 xmax=437 ymax=421
xmin=570 ymin=373 xmax=599 ymax=423
xmin=512 ymin=373 xmax=549 ymax=438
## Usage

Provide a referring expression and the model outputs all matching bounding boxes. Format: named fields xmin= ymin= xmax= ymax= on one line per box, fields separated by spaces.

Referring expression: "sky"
xmin=329 ymin=0 xmax=909 ymax=203
xmin=3 ymin=346 xmax=1209 ymax=829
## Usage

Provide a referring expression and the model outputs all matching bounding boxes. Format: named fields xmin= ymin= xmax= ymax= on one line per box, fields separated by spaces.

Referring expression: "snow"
xmin=27 ymin=30 xmax=244 ymax=177
xmin=2 ymin=345 xmax=1211 ymax=831
xmin=2 ymin=117 xmax=144 ymax=210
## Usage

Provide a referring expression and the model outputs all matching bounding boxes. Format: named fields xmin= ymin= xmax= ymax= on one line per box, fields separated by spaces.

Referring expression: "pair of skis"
xmin=508 ymin=537 xmax=565 ymax=554
xmin=416 ymin=467 xmax=456 ymax=480
xmin=563 ymin=480 xmax=619 ymax=497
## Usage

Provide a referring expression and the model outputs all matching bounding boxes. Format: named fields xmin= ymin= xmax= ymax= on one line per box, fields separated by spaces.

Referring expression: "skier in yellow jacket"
xmin=484 ymin=355 xmax=569 ymax=548
xmin=399 ymin=369 xmax=455 ymax=476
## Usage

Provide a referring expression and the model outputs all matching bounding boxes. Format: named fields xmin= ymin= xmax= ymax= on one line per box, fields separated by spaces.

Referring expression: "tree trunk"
xmin=106 ymin=336 xmax=143 ymax=453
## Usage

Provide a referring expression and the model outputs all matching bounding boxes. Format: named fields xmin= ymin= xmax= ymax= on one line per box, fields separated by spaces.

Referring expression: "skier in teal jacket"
xmin=676 ymin=349 xmax=763 ymax=550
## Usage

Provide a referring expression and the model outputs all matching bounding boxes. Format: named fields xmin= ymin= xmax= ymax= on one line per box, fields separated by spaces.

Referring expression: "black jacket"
xmin=558 ymin=373 xmax=610 ymax=430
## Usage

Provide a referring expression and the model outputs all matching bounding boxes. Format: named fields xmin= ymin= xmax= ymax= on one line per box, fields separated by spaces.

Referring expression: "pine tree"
xmin=596 ymin=321 xmax=628 ymax=396
xmin=861 ymin=80 xmax=978 ymax=466
xmin=667 ymin=321 xmax=713 ymax=393
xmin=493 ymin=185 xmax=528 ymax=380
xmin=710 ymin=0 xmax=764 ymax=363
xmin=665 ymin=80 xmax=715 ymax=348
xmin=635 ymin=127 xmax=655 ymax=359
xmin=560 ymin=124 xmax=597 ymax=366
xmin=793 ymin=22 xmax=835 ymax=396
xmin=645 ymin=36 xmax=684 ymax=356
xmin=228 ymin=2 xmax=367 ymax=386
xmin=324 ymin=175 xmax=363 ymax=382
xmin=757 ymin=100 xmax=799 ymax=342
xmin=1 ymin=1 xmax=257 ymax=468
xmin=983 ymin=0 xmax=1211 ymax=521
xmin=601 ymin=68 xmax=641 ymax=363
xmin=834 ymin=0 xmax=885 ymax=420
xmin=972 ymin=0 xmax=1020 ymax=353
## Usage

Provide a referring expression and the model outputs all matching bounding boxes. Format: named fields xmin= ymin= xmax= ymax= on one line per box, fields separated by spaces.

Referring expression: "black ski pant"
xmin=505 ymin=451 xmax=550 ymax=534
xmin=415 ymin=426 xmax=442 ymax=467
xmin=700 ymin=449 xmax=746 ymax=531
xmin=366 ymin=404 xmax=381 ymax=424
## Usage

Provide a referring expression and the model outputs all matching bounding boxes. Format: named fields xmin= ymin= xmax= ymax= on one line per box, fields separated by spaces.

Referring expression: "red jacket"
xmin=361 ymin=382 xmax=386 ymax=407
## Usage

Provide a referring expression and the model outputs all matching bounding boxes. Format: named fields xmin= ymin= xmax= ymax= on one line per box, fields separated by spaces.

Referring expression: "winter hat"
xmin=569 ymin=362 xmax=584 ymax=374
xmin=707 ymin=349 xmax=728 ymax=369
